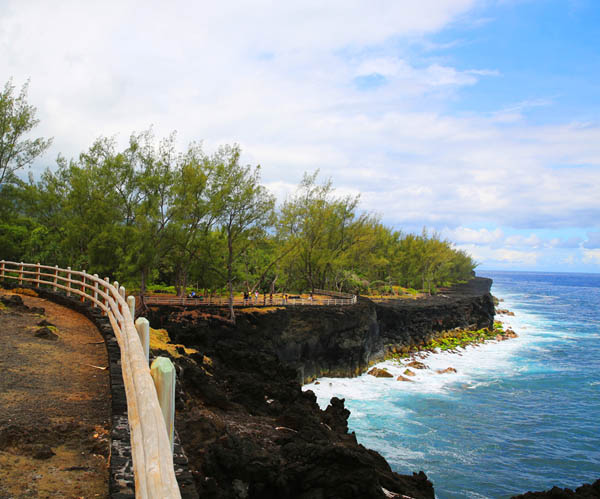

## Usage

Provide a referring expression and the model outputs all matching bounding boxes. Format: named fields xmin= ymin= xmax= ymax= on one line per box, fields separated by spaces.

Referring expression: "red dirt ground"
xmin=0 ymin=288 xmax=111 ymax=498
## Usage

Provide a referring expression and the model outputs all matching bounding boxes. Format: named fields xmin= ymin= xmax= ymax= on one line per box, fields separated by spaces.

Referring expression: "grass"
xmin=388 ymin=322 xmax=506 ymax=361
xmin=13 ymin=288 xmax=39 ymax=297
xmin=365 ymin=287 xmax=422 ymax=301
xmin=149 ymin=327 xmax=198 ymax=358
xmin=240 ymin=307 xmax=285 ymax=314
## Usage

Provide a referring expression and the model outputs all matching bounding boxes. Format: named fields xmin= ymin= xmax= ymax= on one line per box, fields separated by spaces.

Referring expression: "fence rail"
xmin=0 ymin=260 xmax=180 ymax=499
xmin=313 ymin=288 xmax=357 ymax=301
xmin=140 ymin=292 xmax=357 ymax=310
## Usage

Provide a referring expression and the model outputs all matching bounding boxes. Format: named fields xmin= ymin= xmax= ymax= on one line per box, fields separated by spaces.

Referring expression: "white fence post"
xmin=127 ymin=295 xmax=136 ymax=320
xmin=150 ymin=356 xmax=176 ymax=452
xmin=81 ymin=270 xmax=86 ymax=302
xmin=119 ymin=285 xmax=126 ymax=300
xmin=103 ymin=277 xmax=110 ymax=315
xmin=135 ymin=317 xmax=150 ymax=364
xmin=36 ymin=263 xmax=40 ymax=288
xmin=66 ymin=266 xmax=72 ymax=296
xmin=53 ymin=265 xmax=58 ymax=291
xmin=19 ymin=262 xmax=23 ymax=285
xmin=93 ymin=274 xmax=99 ymax=307
xmin=0 ymin=260 xmax=4 ymax=279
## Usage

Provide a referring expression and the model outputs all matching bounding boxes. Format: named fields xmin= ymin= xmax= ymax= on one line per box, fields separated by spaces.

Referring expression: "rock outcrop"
xmin=145 ymin=277 xmax=494 ymax=498
xmin=511 ymin=479 xmax=600 ymax=498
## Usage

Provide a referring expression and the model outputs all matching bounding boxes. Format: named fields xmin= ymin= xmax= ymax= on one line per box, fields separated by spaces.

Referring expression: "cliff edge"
xmin=147 ymin=277 xmax=493 ymax=498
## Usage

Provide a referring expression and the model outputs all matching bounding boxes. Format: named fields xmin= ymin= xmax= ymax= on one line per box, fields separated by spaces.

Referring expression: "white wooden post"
xmin=112 ymin=281 xmax=121 ymax=318
xmin=81 ymin=270 xmax=86 ymax=302
xmin=135 ymin=317 xmax=150 ymax=364
xmin=93 ymin=274 xmax=99 ymax=308
xmin=0 ymin=260 xmax=4 ymax=279
xmin=36 ymin=263 xmax=40 ymax=288
xmin=103 ymin=277 xmax=110 ymax=315
xmin=119 ymin=285 xmax=126 ymax=300
xmin=53 ymin=265 xmax=58 ymax=291
xmin=127 ymin=295 xmax=136 ymax=319
xmin=66 ymin=266 xmax=72 ymax=296
xmin=150 ymin=356 xmax=176 ymax=452
xmin=19 ymin=262 xmax=23 ymax=285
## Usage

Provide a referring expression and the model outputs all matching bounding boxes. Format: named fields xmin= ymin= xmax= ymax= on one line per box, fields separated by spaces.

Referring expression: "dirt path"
xmin=0 ymin=288 xmax=111 ymax=499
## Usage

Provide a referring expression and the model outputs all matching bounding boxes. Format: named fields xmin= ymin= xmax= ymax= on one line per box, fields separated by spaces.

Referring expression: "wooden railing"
xmin=140 ymin=291 xmax=357 ymax=310
xmin=314 ymin=288 xmax=358 ymax=303
xmin=0 ymin=260 xmax=181 ymax=499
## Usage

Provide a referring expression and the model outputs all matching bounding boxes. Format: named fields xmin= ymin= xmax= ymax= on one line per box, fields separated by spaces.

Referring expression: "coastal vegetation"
xmin=388 ymin=321 xmax=517 ymax=361
xmin=0 ymin=78 xmax=476 ymax=321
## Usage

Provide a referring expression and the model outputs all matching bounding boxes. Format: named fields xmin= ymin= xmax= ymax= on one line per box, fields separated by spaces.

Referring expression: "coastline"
xmin=306 ymin=272 xmax=600 ymax=498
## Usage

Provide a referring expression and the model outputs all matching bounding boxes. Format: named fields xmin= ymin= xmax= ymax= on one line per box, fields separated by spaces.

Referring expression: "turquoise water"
xmin=304 ymin=271 xmax=600 ymax=498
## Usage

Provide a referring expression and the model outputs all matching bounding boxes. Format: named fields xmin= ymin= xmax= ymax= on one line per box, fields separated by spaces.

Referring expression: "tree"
xmin=0 ymin=79 xmax=52 ymax=187
xmin=279 ymin=171 xmax=364 ymax=291
xmin=207 ymin=145 xmax=275 ymax=322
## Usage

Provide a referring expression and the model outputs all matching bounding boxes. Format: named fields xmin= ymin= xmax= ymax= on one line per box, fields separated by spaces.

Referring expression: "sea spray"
xmin=304 ymin=271 xmax=600 ymax=498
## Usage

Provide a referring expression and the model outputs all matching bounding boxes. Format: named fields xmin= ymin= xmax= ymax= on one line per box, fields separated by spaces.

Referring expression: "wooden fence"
xmin=139 ymin=291 xmax=357 ymax=311
xmin=0 ymin=260 xmax=181 ymax=499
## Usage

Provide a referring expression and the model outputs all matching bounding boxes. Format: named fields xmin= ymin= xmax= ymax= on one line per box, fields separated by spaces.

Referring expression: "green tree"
xmin=0 ymin=79 xmax=52 ymax=187
xmin=206 ymin=145 xmax=275 ymax=322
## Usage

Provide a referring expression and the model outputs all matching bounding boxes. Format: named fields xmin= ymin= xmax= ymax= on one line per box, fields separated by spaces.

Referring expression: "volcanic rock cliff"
xmin=147 ymin=277 xmax=494 ymax=498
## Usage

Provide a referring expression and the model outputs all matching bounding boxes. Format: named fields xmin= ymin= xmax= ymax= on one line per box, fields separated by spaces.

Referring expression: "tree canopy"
xmin=0 ymin=79 xmax=52 ymax=187
xmin=0 ymin=79 xmax=477 ymax=321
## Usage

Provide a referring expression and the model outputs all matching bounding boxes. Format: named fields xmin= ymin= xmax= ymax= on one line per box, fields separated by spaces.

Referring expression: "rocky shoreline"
xmin=145 ymin=278 xmax=495 ymax=498
xmin=147 ymin=277 xmax=597 ymax=498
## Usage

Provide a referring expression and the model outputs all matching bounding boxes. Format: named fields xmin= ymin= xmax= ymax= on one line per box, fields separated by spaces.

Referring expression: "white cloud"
xmin=505 ymin=234 xmax=542 ymax=248
xmin=1 ymin=0 xmax=599 ymax=258
xmin=582 ymin=249 xmax=600 ymax=265
xmin=457 ymin=244 xmax=539 ymax=266
xmin=443 ymin=227 xmax=504 ymax=245
xmin=583 ymin=231 xmax=600 ymax=249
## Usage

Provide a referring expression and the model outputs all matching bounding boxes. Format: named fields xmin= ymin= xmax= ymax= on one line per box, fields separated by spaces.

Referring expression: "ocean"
xmin=303 ymin=271 xmax=600 ymax=498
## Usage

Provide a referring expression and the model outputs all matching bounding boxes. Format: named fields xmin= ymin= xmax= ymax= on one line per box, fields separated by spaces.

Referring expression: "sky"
xmin=1 ymin=0 xmax=599 ymax=273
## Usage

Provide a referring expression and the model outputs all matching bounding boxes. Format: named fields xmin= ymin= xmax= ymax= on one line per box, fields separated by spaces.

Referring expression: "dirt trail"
xmin=0 ymin=288 xmax=110 ymax=499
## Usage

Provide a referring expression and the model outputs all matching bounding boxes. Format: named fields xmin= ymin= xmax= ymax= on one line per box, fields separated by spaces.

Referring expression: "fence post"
xmin=93 ymin=274 xmax=99 ymax=307
xmin=112 ymin=281 xmax=120 ymax=317
xmin=103 ymin=277 xmax=110 ymax=316
xmin=36 ymin=263 xmax=40 ymax=288
xmin=150 ymin=356 xmax=176 ymax=452
xmin=135 ymin=317 xmax=150 ymax=364
xmin=81 ymin=270 xmax=86 ymax=302
xmin=66 ymin=267 xmax=72 ymax=296
xmin=0 ymin=260 xmax=4 ymax=279
xmin=127 ymin=295 xmax=135 ymax=319
xmin=119 ymin=285 xmax=126 ymax=300
xmin=53 ymin=265 xmax=58 ymax=291
xmin=19 ymin=262 xmax=23 ymax=285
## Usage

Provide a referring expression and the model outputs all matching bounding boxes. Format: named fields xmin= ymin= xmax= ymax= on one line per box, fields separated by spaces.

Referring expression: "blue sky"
xmin=1 ymin=0 xmax=599 ymax=272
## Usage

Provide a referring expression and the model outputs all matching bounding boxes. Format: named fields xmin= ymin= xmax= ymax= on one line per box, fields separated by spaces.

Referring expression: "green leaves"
xmin=0 ymin=79 xmax=52 ymax=187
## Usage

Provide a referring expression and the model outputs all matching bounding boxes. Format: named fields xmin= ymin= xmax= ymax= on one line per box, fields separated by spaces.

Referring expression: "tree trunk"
xmin=141 ymin=268 xmax=147 ymax=296
xmin=227 ymin=234 xmax=235 ymax=323
xmin=175 ymin=265 xmax=188 ymax=297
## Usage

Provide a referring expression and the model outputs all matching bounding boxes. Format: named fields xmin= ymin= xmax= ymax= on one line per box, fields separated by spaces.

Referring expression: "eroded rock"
xmin=406 ymin=360 xmax=428 ymax=370
xmin=368 ymin=367 xmax=394 ymax=378
xmin=436 ymin=367 xmax=457 ymax=374
xmin=34 ymin=326 xmax=58 ymax=340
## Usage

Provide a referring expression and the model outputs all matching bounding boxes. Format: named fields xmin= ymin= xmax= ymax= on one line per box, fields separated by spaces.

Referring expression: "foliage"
xmin=0 ymin=96 xmax=477 ymax=306
xmin=0 ymin=79 xmax=52 ymax=187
